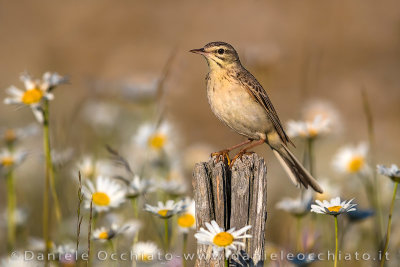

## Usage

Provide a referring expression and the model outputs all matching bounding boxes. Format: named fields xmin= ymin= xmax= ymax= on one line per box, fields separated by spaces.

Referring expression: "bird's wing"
xmin=236 ymin=69 xmax=294 ymax=146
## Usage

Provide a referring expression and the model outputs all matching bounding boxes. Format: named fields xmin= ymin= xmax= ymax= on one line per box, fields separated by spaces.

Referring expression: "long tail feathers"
xmin=273 ymin=145 xmax=323 ymax=193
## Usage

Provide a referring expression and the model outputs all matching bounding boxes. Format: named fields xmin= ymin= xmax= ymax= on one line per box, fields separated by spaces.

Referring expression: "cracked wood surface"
xmin=193 ymin=154 xmax=267 ymax=266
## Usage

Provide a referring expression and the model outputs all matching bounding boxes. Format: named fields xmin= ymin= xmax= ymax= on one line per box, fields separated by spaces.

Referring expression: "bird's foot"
xmin=230 ymin=150 xmax=255 ymax=167
xmin=211 ymin=150 xmax=231 ymax=165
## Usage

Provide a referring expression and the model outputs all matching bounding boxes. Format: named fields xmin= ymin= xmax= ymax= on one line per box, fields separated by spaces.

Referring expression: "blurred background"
xmin=0 ymin=0 xmax=400 ymax=266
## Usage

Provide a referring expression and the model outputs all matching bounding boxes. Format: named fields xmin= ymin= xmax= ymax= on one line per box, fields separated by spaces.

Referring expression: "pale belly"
xmin=207 ymin=78 xmax=272 ymax=140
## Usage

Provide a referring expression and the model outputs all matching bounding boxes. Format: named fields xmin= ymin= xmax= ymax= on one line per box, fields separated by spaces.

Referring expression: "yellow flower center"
xmin=157 ymin=209 xmax=170 ymax=217
xmin=4 ymin=129 xmax=16 ymax=142
xmin=148 ymin=133 xmax=166 ymax=150
xmin=177 ymin=213 xmax=195 ymax=228
xmin=327 ymin=206 xmax=342 ymax=213
xmin=98 ymin=231 xmax=109 ymax=240
xmin=308 ymin=128 xmax=318 ymax=137
xmin=21 ymin=88 xmax=43 ymax=105
xmin=47 ymin=241 xmax=54 ymax=250
xmin=1 ymin=157 xmax=14 ymax=167
xmin=213 ymin=232 xmax=234 ymax=247
xmin=92 ymin=192 xmax=110 ymax=206
xmin=347 ymin=156 xmax=364 ymax=173
xmin=141 ymin=253 xmax=152 ymax=262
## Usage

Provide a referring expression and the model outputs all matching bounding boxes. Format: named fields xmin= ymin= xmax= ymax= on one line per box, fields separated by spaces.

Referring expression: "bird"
xmin=190 ymin=41 xmax=323 ymax=193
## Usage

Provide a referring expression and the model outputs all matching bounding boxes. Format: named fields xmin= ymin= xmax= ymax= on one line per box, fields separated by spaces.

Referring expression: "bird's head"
xmin=190 ymin=41 xmax=241 ymax=70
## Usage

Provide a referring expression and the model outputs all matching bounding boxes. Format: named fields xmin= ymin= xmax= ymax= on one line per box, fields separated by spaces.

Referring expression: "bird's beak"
xmin=189 ymin=48 xmax=206 ymax=55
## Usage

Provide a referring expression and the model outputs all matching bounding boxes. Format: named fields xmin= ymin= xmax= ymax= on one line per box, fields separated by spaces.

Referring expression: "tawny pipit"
xmin=190 ymin=41 xmax=323 ymax=193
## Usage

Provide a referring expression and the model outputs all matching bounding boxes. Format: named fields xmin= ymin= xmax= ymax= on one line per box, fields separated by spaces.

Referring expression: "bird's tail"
xmin=272 ymin=144 xmax=323 ymax=193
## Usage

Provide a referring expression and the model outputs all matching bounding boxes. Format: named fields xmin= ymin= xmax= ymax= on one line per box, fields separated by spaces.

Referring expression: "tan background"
xmin=0 ymin=0 xmax=400 ymax=264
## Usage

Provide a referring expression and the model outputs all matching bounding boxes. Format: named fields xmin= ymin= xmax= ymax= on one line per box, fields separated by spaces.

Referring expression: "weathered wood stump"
xmin=192 ymin=153 xmax=268 ymax=266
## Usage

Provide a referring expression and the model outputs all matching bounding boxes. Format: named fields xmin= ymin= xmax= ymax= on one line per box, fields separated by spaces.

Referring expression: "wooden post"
xmin=193 ymin=153 xmax=268 ymax=266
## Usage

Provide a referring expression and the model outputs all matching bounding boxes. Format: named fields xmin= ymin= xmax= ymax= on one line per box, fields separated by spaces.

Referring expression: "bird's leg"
xmin=231 ymin=139 xmax=266 ymax=166
xmin=225 ymin=139 xmax=254 ymax=151
xmin=211 ymin=139 xmax=253 ymax=165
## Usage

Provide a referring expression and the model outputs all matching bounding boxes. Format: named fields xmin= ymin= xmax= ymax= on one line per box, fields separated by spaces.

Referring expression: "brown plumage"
xmin=190 ymin=41 xmax=323 ymax=193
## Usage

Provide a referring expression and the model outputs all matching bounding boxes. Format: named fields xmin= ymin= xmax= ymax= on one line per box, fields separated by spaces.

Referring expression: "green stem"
xmin=225 ymin=258 xmax=229 ymax=267
xmin=380 ymin=181 xmax=398 ymax=267
xmin=164 ymin=219 xmax=169 ymax=252
xmin=334 ymin=215 xmax=338 ymax=267
xmin=42 ymin=100 xmax=62 ymax=223
xmin=6 ymin=170 xmax=16 ymax=252
xmin=42 ymin=100 xmax=62 ymax=266
xmin=42 ymin=122 xmax=51 ymax=266
xmin=182 ymin=233 xmax=188 ymax=267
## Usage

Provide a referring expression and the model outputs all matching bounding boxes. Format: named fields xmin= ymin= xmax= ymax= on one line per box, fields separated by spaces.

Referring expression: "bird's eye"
xmin=217 ymin=48 xmax=224 ymax=55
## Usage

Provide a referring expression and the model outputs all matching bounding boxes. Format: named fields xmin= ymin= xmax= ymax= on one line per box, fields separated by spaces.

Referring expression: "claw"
xmin=231 ymin=150 xmax=255 ymax=167
xmin=211 ymin=150 xmax=231 ymax=165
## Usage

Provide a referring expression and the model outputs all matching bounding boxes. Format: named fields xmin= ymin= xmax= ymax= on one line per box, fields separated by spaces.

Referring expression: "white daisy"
xmin=311 ymin=197 xmax=357 ymax=216
xmin=194 ymin=220 xmax=252 ymax=258
xmin=76 ymin=156 xmax=113 ymax=179
xmin=275 ymin=190 xmax=313 ymax=217
xmin=0 ymin=148 xmax=27 ymax=170
xmin=1 ymin=208 xmax=28 ymax=227
xmin=3 ymin=72 xmax=66 ymax=123
xmin=125 ymin=174 xmax=156 ymax=198
xmin=51 ymin=148 xmax=74 ymax=167
xmin=144 ymin=200 xmax=185 ymax=219
xmin=132 ymin=241 xmax=161 ymax=262
xmin=0 ymin=124 xmax=39 ymax=145
xmin=133 ymin=121 xmax=175 ymax=153
xmin=4 ymin=73 xmax=54 ymax=105
xmin=287 ymin=115 xmax=331 ymax=139
xmin=82 ymin=176 xmax=126 ymax=213
xmin=302 ymin=100 xmax=341 ymax=133
xmin=332 ymin=143 xmax=369 ymax=174
xmin=93 ymin=221 xmax=140 ymax=242
xmin=377 ymin=164 xmax=400 ymax=182
xmin=41 ymin=72 xmax=68 ymax=91
xmin=177 ymin=198 xmax=196 ymax=233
